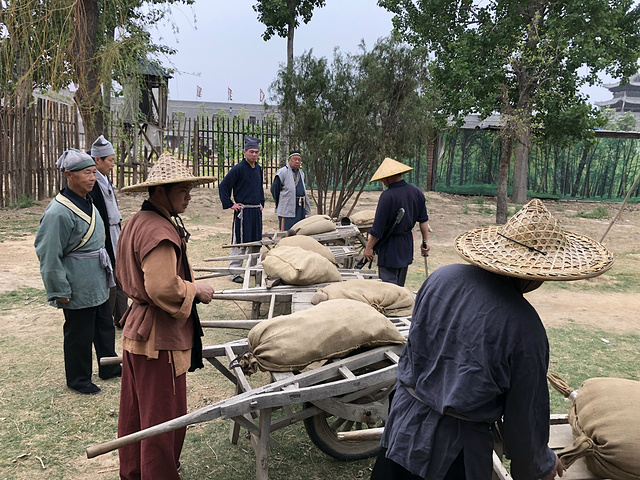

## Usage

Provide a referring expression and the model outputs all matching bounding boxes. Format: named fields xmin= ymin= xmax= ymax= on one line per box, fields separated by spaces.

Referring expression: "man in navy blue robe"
xmin=364 ymin=157 xmax=430 ymax=286
xmin=371 ymin=199 xmax=615 ymax=480
xmin=219 ymin=135 xmax=264 ymax=283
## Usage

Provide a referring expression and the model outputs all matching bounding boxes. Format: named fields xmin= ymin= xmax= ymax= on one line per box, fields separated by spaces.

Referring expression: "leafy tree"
xmin=270 ymin=36 xmax=439 ymax=217
xmin=253 ymin=0 xmax=325 ymax=69
xmin=379 ymin=0 xmax=640 ymax=222
xmin=253 ymin=0 xmax=326 ymax=162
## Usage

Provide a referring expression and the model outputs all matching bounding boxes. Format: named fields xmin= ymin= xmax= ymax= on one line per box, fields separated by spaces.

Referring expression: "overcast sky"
xmin=150 ymin=1 xmax=615 ymax=105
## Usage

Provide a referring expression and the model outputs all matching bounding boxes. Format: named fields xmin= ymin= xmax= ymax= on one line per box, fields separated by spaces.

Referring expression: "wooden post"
xmin=255 ymin=408 xmax=272 ymax=480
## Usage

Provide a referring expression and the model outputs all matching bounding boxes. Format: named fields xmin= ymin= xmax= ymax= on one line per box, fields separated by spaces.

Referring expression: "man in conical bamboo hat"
xmin=363 ymin=157 xmax=430 ymax=287
xmin=371 ymin=199 xmax=614 ymax=480
xmin=116 ymin=151 xmax=216 ymax=479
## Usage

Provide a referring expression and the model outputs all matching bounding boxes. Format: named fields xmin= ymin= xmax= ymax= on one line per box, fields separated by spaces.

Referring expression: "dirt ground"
xmin=2 ymin=188 xmax=640 ymax=336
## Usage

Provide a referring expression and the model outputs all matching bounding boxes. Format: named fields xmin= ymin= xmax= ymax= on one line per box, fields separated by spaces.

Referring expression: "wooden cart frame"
xmin=87 ymin=316 xmax=411 ymax=480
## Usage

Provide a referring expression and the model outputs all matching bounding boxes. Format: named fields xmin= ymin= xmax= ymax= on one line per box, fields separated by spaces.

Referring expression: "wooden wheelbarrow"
xmin=224 ymin=223 xmax=367 ymax=249
xmin=195 ymin=264 xmax=378 ymax=319
xmin=87 ymin=316 xmax=412 ymax=480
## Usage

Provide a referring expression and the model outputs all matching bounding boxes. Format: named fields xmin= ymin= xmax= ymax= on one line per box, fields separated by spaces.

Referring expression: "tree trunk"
xmin=279 ymin=1 xmax=297 ymax=166
xmin=571 ymin=145 xmax=590 ymax=197
xmin=496 ymin=135 xmax=513 ymax=224
xmin=511 ymin=131 xmax=530 ymax=204
xmin=426 ymin=128 xmax=437 ymax=191
xmin=70 ymin=0 xmax=104 ymax=149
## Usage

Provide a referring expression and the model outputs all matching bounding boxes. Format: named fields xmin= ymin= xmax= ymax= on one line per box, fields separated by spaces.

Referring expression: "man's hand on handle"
xmin=541 ymin=454 xmax=565 ymax=480
xmin=364 ymin=245 xmax=375 ymax=262
xmin=195 ymin=284 xmax=214 ymax=304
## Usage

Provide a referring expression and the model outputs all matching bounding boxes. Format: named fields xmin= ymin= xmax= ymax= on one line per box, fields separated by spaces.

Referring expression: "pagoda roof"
xmin=602 ymin=73 xmax=640 ymax=91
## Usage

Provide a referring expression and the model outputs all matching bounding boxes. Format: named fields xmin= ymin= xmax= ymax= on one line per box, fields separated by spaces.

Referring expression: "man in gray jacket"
xmin=270 ymin=149 xmax=311 ymax=231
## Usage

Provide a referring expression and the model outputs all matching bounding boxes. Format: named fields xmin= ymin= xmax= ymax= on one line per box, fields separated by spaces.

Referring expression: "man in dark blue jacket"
xmin=364 ymin=158 xmax=430 ymax=286
xmin=218 ymin=135 xmax=264 ymax=283
xmin=371 ymin=199 xmax=614 ymax=480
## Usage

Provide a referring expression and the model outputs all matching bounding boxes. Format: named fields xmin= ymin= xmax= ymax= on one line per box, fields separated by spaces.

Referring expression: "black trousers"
xmin=378 ymin=265 xmax=409 ymax=287
xmin=62 ymin=301 xmax=120 ymax=390
xmin=370 ymin=447 xmax=466 ymax=480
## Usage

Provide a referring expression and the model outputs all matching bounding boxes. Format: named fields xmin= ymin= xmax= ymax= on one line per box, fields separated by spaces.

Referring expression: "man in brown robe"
xmin=116 ymin=152 xmax=216 ymax=479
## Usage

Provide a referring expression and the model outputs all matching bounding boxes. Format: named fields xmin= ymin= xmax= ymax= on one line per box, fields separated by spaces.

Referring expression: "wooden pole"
xmin=600 ymin=168 xmax=640 ymax=243
xmin=337 ymin=427 xmax=384 ymax=442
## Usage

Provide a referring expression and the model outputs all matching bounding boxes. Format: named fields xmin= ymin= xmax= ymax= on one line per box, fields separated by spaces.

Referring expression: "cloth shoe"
xmin=232 ymin=275 xmax=244 ymax=284
xmin=70 ymin=383 xmax=101 ymax=395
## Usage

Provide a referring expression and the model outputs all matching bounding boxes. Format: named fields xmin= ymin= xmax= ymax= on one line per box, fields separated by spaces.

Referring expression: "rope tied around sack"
xmin=370 ymin=303 xmax=387 ymax=316
xmin=547 ymin=373 xmax=576 ymax=399
xmin=228 ymin=350 xmax=259 ymax=375
xmin=558 ymin=434 xmax=597 ymax=468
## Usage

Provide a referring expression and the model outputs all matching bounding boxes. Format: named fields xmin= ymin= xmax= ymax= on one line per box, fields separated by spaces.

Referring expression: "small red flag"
xmin=228 ymin=87 xmax=233 ymax=101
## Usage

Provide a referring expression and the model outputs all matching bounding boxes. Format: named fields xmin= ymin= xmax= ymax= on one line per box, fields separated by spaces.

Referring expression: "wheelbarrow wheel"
xmin=303 ymin=402 xmax=383 ymax=461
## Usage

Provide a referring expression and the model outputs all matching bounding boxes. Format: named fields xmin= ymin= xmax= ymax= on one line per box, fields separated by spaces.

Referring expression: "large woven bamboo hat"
xmin=454 ymin=199 xmax=614 ymax=281
xmin=121 ymin=152 xmax=217 ymax=193
xmin=370 ymin=157 xmax=413 ymax=182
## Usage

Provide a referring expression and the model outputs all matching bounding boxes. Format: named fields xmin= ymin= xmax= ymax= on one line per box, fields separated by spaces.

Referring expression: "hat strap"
xmin=497 ymin=232 xmax=547 ymax=255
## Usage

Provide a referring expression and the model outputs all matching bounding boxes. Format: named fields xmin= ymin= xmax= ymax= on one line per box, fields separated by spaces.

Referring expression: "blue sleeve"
xmin=218 ymin=165 xmax=237 ymax=209
xmin=369 ymin=192 xmax=392 ymax=239
xmin=259 ymin=165 xmax=265 ymax=206
xmin=271 ymin=175 xmax=281 ymax=207
xmin=503 ymin=335 xmax=556 ymax=480
xmin=34 ymin=207 xmax=73 ymax=301
xmin=416 ymin=191 xmax=429 ymax=223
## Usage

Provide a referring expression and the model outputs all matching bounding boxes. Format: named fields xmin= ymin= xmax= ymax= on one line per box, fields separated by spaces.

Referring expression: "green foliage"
xmin=437 ymin=126 xmax=640 ymax=201
xmin=0 ymin=0 xmax=193 ymax=142
xmin=576 ymin=205 xmax=609 ymax=219
xmin=379 ymin=0 xmax=640 ymax=201
xmin=271 ymin=36 xmax=440 ymax=216
xmin=8 ymin=194 xmax=38 ymax=209
xmin=253 ymin=0 xmax=326 ymax=42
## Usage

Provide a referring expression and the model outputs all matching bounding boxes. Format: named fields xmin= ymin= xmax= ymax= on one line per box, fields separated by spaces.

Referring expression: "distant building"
xmin=166 ymin=100 xmax=278 ymax=125
xmin=596 ymin=73 xmax=640 ymax=113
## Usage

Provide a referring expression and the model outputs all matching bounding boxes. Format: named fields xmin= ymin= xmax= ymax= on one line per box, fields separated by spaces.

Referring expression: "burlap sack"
xmin=262 ymin=246 xmax=342 ymax=285
xmin=291 ymin=215 xmax=336 ymax=235
xmin=239 ymin=299 xmax=407 ymax=373
xmin=311 ymin=279 xmax=414 ymax=317
xmin=349 ymin=210 xmax=376 ymax=226
xmin=558 ymin=377 xmax=640 ymax=480
xmin=275 ymin=235 xmax=336 ymax=264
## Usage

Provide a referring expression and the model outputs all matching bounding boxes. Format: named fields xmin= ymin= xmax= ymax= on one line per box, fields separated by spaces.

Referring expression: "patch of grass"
xmin=474 ymin=196 xmax=493 ymax=216
xmin=461 ymin=204 xmax=470 ymax=215
xmin=8 ymin=194 xmax=39 ymax=209
xmin=0 ymin=287 xmax=47 ymax=310
xmin=576 ymin=205 xmax=609 ymax=219
xmin=547 ymin=325 xmax=640 ymax=414
xmin=0 ymin=211 xmax=41 ymax=242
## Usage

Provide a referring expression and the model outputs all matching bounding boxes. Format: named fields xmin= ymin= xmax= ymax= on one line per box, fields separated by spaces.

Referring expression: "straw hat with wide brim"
xmin=454 ymin=199 xmax=614 ymax=281
xmin=121 ymin=152 xmax=217 ymax=193
xmin=370 ymin=157 xmax=413 ymax=182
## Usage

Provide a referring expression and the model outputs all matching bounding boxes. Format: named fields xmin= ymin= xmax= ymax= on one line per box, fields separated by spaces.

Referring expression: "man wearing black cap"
xmin=219 ymin=135 xmax=265 ymax=283
xmin=34 ymin=149 xmax=121 ymax=395
xmin=88 ymin=135 xmax=128 ymax=328
xmin=271 ymin=149 xmax=311 ymax=231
